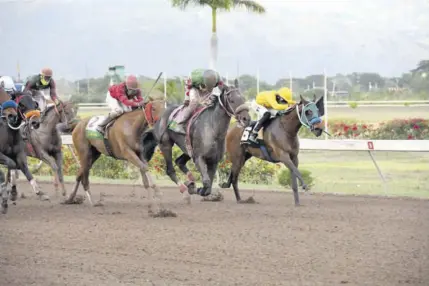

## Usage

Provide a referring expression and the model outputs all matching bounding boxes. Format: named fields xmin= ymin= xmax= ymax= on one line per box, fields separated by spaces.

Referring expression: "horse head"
xmin=295 ymin=94 xmax=325 ymax=137
xmin=14 ymin=92 xmax=42 ymax=130
xmin=55 ymin=100 xmax=79 ymax=124
xmin=218 ymin=79 xmax=251 ymax=127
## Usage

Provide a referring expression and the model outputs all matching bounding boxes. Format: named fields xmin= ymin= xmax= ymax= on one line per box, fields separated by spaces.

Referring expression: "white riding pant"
xmin=250 ymin=100 xmax=278 ymax=120
xmin=106 ymin=92 xmax=132 ymax=117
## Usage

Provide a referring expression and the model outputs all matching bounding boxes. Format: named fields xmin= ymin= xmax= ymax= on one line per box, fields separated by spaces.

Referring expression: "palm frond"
xmin=171 ymin=0 xmax=212 ymax=10
xmin=232 ymin=0 xmax=266 ymax=13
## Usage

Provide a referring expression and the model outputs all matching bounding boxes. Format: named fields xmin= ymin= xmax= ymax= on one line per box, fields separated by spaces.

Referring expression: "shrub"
xmin=277 ymin=168 xmax=315 ymax=190
xmin=348 ymin=101 xmax=359 ymax=109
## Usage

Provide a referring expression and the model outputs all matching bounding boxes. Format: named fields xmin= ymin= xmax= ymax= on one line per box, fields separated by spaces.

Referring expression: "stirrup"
xmin=248 ymin=133 xmax=258 ymax=143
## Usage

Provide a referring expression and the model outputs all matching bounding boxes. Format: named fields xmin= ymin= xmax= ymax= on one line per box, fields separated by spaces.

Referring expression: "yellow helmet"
xmin=276 ymin=87 xmax=295 ymax=104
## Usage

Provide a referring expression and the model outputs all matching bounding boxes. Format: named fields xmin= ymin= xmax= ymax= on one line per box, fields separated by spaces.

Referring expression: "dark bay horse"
xmin=8 ymin=100 xmax=78 ymax=199
xmin=142 ymin=80 xmax=251 ymax=203
xmin=221 ymin=95 xmax=325 ymax=206
xmin=63 ymin=97 xmax=172 ymax=217
xmin=0 ymin=91 xmax=48 ymax=213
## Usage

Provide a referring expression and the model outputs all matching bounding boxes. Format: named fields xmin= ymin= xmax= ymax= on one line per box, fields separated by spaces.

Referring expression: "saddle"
xmin=167 ymin=104 xmax=206 ymax=134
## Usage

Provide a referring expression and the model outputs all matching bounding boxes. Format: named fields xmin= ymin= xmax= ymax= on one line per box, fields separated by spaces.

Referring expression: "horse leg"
xmin=202 ymin=161 xmax=223 ymax=202
xmin=124 ymin=148 xmax=174 ymax=217
xmin=7 ymin=168 xmax=18 ymax=202
xmin=15 ymin=152 xmax=50 ymax=201
xmin=289 ymin=154 xmax=301 ymax=206
xmin=1 ymin=171 xmax=8 ymax=214
xmin=195 ymin=156 xmax=212 ymax=197
xmin=232 ymin=153 xmax=253 ymax=203
xmin=175 ymin=153 xmax=194 ymax=182
xmin=279 ymin=153 xmax=306 ymax=206
xmin=63 ymin=146 xmax=99 ymax=205
xmin=30 ymin=160 xmax=44 ymax=174
xmin=159 ymin=143 xmax=189 ymax=195
xmin=80 ymin=150 xmax=101 ymax=206
xmin=53 ymin=151 xmax=67 ymax=197
xmin=38 ymin=150 xmax=62 ymax=197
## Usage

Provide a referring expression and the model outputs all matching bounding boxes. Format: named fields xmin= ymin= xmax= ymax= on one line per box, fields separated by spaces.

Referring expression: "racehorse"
xmin=62 ymin=95 xmax=172 ymax=217
xmin=0 ymin=91 xmax=48 ymax=214
xmin=142 ymin=80 xmax=251 ymax=203
xmin=220 ymin=94 xmax=325 ymax=206
xmin=7 ymin=99 xmax=78 ymax=199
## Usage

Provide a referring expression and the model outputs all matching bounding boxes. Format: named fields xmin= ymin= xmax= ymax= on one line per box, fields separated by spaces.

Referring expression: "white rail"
xmin=60 ymin=136 xmax=429 ymax=152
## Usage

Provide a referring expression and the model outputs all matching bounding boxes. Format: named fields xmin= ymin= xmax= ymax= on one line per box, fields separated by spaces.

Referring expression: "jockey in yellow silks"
xmin=248 ymin=87 xmax=295 ymax=143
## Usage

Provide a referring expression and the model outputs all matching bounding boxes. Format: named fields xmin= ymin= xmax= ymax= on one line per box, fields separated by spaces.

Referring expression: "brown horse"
xmin=63 ymin=96 xmax=173 ymax=217
xmin=221 ymin=95 xmax=325 ymax=206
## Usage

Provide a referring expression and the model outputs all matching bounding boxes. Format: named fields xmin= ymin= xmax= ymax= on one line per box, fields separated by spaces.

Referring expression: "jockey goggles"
xmin=276 ymin=94 xmax=288 ymax=104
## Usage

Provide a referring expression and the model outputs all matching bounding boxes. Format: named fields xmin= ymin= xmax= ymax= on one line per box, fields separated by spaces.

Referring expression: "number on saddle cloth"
xmin=85 ymin=116 xmax=109 ymax=139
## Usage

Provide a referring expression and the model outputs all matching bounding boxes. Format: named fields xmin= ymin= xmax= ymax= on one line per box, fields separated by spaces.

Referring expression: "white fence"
xmin=76 ymin=101 xmax=429 ymax=110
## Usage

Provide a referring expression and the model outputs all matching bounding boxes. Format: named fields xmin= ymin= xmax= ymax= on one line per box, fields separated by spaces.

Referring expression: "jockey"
xmin=96 ymin=74 xmax=144 ymax=135
xmin=23 ymin=67 xmax=60 ymax=112
xmin=247 ymin=87 xmax=295 ymax=143
xmin=174 ymin=68 xmax=221 ymax=133
xmin=0 ymin=76 xmax=17 ymax=97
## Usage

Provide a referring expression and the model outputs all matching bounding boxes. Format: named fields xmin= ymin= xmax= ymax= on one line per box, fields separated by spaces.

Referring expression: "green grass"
xmin=77 ymin=106 xmax=429 ymax=123
xmin=23 ymin=150 xmax=429 ymax=199
xmin=297 ymin=150 xmax=429 ymax=198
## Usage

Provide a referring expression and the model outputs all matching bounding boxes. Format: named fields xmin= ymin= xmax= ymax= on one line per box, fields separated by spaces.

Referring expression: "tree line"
xmin=53 ymin=60 xmax=429 ymax=104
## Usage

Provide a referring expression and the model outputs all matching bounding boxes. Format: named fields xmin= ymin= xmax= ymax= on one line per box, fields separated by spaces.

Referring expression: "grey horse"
xmin=142 ymin=80 xmax=251 ymax=203
xmin=8 ymin=100 xmax=78 ymax=200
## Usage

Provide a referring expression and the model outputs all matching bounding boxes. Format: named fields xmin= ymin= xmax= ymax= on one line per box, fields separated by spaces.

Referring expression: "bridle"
xmin=217 ymin=86 xmax=249 ymax=120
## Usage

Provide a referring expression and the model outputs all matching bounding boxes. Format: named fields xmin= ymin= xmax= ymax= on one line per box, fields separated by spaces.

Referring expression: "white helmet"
xmin=0 ymin=76 xmax=16 ymax=93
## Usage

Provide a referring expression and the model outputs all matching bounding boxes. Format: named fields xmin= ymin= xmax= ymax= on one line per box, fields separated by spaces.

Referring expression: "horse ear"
xmin=234 ymin=78 xmax=239 ymax=88
xmin=315 ymin=95 xmax=325 ymax=117
xmin=299 ymin=94 xmax=305 ymax=103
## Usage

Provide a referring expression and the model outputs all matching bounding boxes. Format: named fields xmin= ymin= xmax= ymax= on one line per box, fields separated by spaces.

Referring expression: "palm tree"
xmin=171 ymin=0 xmax=265 ymax=70
xmin=411 ymin=60 xmax=429 ymax=74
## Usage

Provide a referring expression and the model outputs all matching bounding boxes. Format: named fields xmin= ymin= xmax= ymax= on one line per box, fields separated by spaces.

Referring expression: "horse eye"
xmin=305 ymin=110 xmax=313 ymax=116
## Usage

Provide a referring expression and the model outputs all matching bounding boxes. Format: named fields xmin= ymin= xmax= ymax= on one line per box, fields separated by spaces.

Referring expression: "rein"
xmin=217 ymin=87 xmax=249 ymax=120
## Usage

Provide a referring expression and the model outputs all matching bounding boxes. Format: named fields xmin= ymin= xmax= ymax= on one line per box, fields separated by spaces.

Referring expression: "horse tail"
xmin=141 ymin=129 xmax=158 ymax=162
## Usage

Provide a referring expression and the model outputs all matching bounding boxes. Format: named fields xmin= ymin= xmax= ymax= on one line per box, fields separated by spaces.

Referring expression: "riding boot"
xmin=248 ymin=112 xmax=271 ymax=143
xmin=175 ymin=104 xmax=197 ymax=134
xmin=96 ymin=114 xmax=116 ymax=135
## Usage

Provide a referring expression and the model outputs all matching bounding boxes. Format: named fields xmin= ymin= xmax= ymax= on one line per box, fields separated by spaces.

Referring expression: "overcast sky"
xmin=0 ymin=0 xmax=428 ymax=83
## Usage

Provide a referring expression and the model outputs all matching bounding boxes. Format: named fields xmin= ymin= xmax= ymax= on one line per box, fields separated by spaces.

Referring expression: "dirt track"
xmin=1 ymin=182 xmax=429 ymax=286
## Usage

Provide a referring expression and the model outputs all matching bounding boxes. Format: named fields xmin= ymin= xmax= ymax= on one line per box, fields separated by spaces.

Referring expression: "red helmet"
xmin=125 ymin=75 xmax=139 ymax=89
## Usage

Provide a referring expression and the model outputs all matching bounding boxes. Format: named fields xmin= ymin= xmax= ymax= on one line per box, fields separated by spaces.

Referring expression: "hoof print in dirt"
xmin=238 ymin=196 xmax=257 ymax=204
xmin=61 ymin=195 xmax=85 ymax=205
xmin=201 ymin=193 xmax=224 ymax=202
xmin=150 ymin=209 xmax=177 ymax=218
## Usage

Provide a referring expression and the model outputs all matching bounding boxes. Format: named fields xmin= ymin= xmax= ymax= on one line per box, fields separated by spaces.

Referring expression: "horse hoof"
xmin=302 ymin=184 xmax=308 ymax=191
xmin=186 ymin=181 xmax=196 ymax=194
xmin=10 ymin=187 xmax=17 ymax=201
xmin=197 ymin=188 xmax=211 ymax=197
xmin=1 ymin=201 xmax=8 ymax=214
